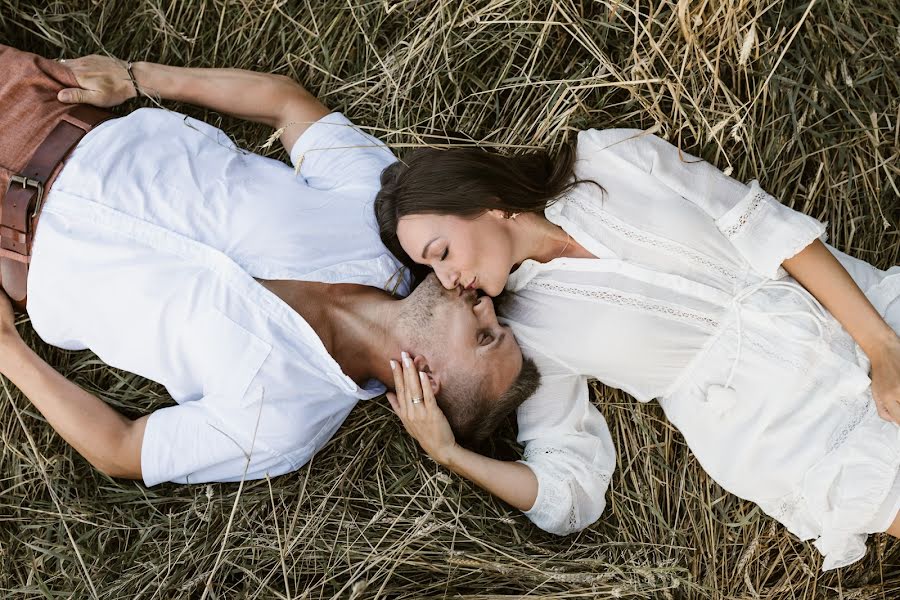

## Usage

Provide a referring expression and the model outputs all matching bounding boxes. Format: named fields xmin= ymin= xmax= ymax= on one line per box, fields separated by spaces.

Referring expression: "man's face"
xmin=399 ymin=273 xmax=523 ymax=402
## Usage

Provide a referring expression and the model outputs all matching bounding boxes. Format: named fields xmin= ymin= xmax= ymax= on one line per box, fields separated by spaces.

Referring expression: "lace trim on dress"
xmin=720 ymin=190 xmax=766 ymax=238
xmin=528 ymin=279 xmax=721 ymax=330
xmin=523 ymin=445 xmax=612 ymax=532
xmin=565 ymin=194 xmax=739 ymax=282
xmin=740 ymin=328 xmax=807 ymax=373
xmin=523 ymin=446 xmax=613 ymax=485
xmin=829 ymin=395 xmax=876 ymax=453
xmin=768 ymin=491 xmax=802 ymax=524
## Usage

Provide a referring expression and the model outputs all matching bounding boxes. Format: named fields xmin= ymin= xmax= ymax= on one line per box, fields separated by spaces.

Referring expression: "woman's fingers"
xmin=875 ymin=400 xmax=892 ymax=423
xmin=390 ymin=359 xmax=404 ymax=396
xmin=420 ymin=371 xmax=437 ymax=409
xmin=885 ymin=398 xmax=900 ymax=425
xmin=389 ymin=360 xmax=406 ymax=419
xmin=401 ymin=352 xmax=424 ymax=412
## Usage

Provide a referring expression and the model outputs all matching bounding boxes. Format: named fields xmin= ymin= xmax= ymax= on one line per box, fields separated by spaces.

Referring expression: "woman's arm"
xmin=0 ymin=296 xmax=146 ymax=478
xmin=783 ymin=239 xmax=900 ymax=422
xmin=58 ymin=55 xmax=329 ymax=153
xmin=386 ymin=356 xmax=615 ymax=534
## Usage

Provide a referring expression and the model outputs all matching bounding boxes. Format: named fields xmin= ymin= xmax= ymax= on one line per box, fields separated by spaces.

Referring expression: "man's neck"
xmin=257 ymin=279 xmax=404 ymax=387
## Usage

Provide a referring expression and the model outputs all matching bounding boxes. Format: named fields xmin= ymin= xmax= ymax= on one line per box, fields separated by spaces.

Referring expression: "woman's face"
xmin=396 ymin=211 xmax=515 ymax=297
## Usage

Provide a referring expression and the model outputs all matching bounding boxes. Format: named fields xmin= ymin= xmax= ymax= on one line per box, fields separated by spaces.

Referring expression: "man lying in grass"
xmin=0 ymin=45 xmax=540 ymax=500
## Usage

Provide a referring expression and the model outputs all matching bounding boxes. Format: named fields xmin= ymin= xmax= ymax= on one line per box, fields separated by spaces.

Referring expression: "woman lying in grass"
xmin=375 ymin=130 xmax=900 ymax=571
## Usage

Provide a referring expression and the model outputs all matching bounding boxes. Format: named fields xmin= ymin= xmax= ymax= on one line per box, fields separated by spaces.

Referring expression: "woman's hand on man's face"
xmin=56 ymin=55 xmax=138 ymax=108
xmin=386 ymin=351 xmax=458 ymax=466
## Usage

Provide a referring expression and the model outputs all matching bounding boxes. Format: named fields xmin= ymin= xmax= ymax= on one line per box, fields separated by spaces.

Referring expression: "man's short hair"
xmin=437 ymin=356 xmax=540 ymax=449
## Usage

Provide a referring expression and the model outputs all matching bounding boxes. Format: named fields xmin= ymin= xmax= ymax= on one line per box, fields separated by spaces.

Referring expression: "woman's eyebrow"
xmin=421 ymin=237 xmax=439 ymax=259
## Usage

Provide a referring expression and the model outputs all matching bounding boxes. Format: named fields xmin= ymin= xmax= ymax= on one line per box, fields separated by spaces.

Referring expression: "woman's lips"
xmin=465 ymin=276 xmax=477 ymax=290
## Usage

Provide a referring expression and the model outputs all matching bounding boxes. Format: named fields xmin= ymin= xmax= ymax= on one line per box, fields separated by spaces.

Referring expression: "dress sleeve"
xmin=516 ymin=368 xmax=616 ymax=535
xmin=288 ymin=112 xmax=397 ymax=191
xmin=577 ymin=128 xmax=827 ymax=279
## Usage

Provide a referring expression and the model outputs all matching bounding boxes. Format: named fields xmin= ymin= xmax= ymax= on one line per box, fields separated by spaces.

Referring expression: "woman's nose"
xmin=437 ymin=268 xmax=460 ymax=290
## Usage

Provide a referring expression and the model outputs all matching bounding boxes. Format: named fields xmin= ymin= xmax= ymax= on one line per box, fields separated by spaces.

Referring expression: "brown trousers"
xmin=0 ymin=44 xmax=83 ymax=199
xmin=0 ymin=44 xmax=111 ymax=308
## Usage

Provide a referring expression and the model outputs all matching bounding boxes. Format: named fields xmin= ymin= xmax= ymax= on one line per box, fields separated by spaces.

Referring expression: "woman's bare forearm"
xmin=442 ymin=444 xmax=538 ymax=511
xmin=782 ymin=239 xmax=900 ymax=365
xmin=0 ymin=330 xmax=146 ymax=478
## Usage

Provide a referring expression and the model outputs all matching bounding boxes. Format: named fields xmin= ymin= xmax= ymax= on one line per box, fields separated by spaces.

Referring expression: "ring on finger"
xmin=411 ymin=396 xmax=424 ymax=404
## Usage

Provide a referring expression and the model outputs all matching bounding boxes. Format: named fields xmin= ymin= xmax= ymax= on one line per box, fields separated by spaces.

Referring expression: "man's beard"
xmin=396 ymin=274 xmax=446 ymax=342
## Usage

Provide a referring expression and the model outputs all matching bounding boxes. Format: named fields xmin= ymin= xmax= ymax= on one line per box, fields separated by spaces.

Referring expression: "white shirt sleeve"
xmin=289 ymin=112 xmax=397 ymax=191
xmin=577 ymin=128 xmax=827 ymax=279
xmin=140 ymin=397 xmax=294 ymax=486
xmin=516 ymin=365 xmax=616 ymax=535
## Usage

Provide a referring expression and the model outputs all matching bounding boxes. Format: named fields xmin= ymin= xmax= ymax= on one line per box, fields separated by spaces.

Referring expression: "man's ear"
xmin=412 ymin=354 xmax=441 ymax=397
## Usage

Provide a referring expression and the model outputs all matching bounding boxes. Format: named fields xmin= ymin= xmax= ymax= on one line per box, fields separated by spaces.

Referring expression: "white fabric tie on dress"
xmin=705 ymin=279 xmax=830 ymax=415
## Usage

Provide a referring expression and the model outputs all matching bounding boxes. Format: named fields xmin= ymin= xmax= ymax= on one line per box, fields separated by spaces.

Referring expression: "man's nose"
xmin=473 ymin=294 xmax=494 ymax=315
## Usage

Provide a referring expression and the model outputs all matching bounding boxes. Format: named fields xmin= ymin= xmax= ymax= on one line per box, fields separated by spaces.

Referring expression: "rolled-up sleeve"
xmin=289 ymin=112 xmax=397 ymax=191
xmin=578 ymin=128 xmax=827 ymax=279
xmin=141 ymin=397 xmax=293 ymax=486
xmin=516 ymin=368 xmax=616 ymax=535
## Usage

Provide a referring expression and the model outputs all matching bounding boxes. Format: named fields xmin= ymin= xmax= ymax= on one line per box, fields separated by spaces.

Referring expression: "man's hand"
xmin=386 ymin=352 xmax=458 ymax=466
xmin=57 ymin=55 xmax=137 ymax=107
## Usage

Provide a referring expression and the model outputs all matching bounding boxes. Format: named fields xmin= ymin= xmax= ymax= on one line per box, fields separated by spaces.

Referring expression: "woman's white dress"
xmin=506 ymin=128 xmax=900 ymax=571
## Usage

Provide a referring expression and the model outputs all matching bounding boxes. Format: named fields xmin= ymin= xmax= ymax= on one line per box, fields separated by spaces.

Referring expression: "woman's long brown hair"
xmin=374 ymin=144 xmax=586 ymax=282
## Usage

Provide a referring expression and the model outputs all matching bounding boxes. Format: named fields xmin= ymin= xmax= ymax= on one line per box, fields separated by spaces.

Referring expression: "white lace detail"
xmin=829 ymin=394 xmax=875 ymax=453
xmin=523 ymin=446 xmax=613 ymax=485
xmin=768 ymin=492 xmax=802 ymax=523
xmin=523 ymin=445 xmax=612 ymax=532
xmin=740 ymin=328 xmax=807 ymax=373
xmin=565 ymin=194 xmax=739 ymax=282
xmin=824 ymin=318 xmax=852 ymax=349
xmin=720 ymin=190 xmax=766 ymax=238
xmin=528 ymin=279 xmax=721 ymax=330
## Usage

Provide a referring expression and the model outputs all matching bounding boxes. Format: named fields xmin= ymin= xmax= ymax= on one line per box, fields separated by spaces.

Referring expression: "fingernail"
xmin=401 ymin=351 xmax=411 ymax=366
xmin=419 ymin=372 xmax=427 ymax=383
xmin=389 ymin=360 xmax=397 ymax=370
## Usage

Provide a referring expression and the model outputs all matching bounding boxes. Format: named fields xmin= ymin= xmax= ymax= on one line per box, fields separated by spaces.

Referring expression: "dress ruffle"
xmin=770 ymin=268 xmax=900 ymax=571
xmin=801 ymin=413 xmax=900 ymax=570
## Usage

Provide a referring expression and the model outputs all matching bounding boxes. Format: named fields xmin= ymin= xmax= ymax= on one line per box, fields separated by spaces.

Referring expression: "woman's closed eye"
xmin=440 ymin=247 xmax=448 ymax=261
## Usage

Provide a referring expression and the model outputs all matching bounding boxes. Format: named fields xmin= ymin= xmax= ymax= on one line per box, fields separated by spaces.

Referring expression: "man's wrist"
xmin=129 ymin=61 xmax=150 ymax=99
xmin=0 ymin=326 xmax=25 ymax=369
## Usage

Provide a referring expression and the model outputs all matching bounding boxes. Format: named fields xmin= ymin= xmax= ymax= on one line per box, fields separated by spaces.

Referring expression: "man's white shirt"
xmin=27 ymin=108 xmax=408 ymax=486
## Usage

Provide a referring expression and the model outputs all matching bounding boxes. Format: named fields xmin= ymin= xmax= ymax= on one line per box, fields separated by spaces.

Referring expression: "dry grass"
xmin=1 ymin=0 xmax=899 ymax=598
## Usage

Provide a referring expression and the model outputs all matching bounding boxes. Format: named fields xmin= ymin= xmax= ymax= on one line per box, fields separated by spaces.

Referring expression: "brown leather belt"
xmin=1 ymin=104 xmax=113 ymax=310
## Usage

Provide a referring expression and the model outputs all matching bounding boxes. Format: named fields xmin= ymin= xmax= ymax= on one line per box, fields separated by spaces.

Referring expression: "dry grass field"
xmin=1 ymin=0 xmax=899 ymax=598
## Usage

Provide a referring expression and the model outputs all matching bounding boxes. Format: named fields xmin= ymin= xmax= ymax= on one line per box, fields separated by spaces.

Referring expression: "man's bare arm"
xmin=58 ymin=55 xmax=329 ymax=153
xmin=0 ymin=297 xmax=145 ymax=478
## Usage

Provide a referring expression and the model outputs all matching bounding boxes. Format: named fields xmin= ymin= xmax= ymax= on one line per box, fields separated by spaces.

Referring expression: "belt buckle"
xmin=9 ymin=174 xmax=45 ymax=217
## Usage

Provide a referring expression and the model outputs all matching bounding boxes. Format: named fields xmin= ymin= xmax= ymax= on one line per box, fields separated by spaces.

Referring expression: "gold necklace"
xmin=555 ymin=232 xmax=571 ymax=260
